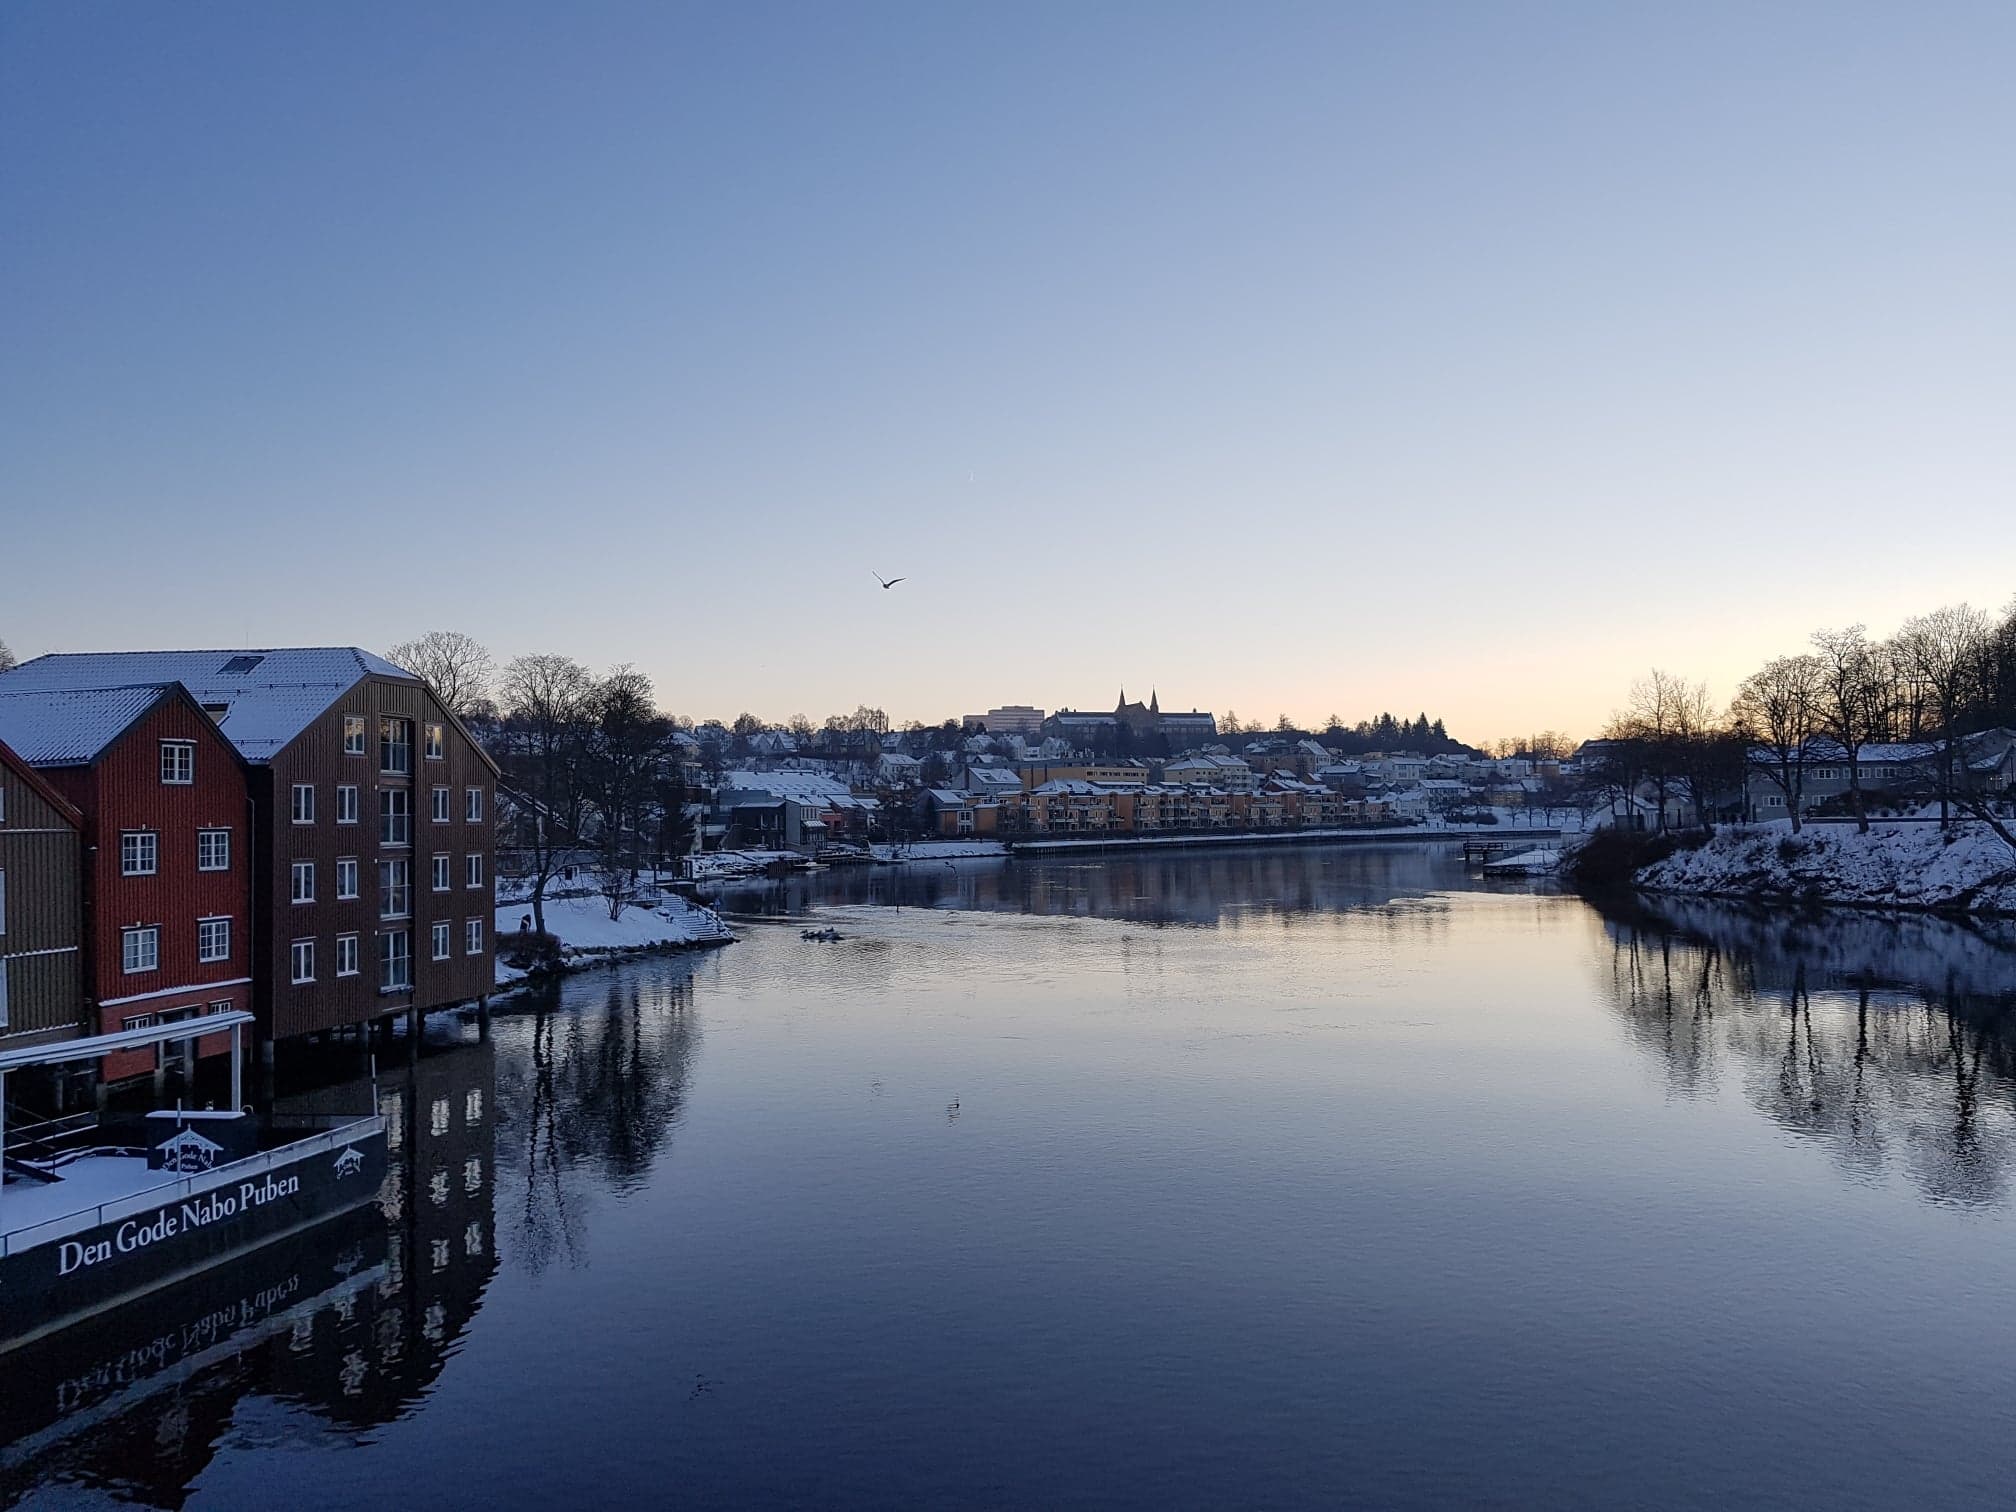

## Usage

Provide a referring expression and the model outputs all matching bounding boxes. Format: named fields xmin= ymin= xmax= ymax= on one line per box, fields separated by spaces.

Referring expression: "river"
xmin=10 ymin=843 xmax=2016 ymax=1510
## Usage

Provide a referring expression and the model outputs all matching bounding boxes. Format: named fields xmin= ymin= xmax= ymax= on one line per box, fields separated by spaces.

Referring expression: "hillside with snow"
xmin=1636 ymin=821 xmax=2016 ymax=914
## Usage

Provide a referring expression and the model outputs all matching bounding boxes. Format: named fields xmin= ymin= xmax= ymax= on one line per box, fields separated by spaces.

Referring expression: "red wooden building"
xmin=0 ymin=683 xmax=252 ymax=1085
xmin=0 ymin=650 xmax=497 ymax=1054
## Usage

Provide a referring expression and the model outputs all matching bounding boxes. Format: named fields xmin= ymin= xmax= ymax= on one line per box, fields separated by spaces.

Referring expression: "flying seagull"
xmin=872 ymin=571 xmax=906 ymax=590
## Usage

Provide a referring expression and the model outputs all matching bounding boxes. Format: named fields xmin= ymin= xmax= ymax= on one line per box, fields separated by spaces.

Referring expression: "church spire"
xmin=1150 ymin=688 xmax=1160 ymax=713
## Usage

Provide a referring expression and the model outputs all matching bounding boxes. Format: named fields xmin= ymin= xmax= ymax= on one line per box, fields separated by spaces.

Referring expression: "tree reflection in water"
xmin=1598 ymin=894 xmax=2016 ymax=1207
xmin=493 ymin=962 xmax=701 ymax=1275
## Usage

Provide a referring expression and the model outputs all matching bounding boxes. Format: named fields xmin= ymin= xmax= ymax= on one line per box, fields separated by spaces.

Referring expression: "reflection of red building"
xmin=0 ymin=683 xmax=252 ymax=1085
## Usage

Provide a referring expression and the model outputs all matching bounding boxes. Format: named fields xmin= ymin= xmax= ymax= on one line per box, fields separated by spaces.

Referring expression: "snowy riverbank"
xmin=1634 ymin=820 xmax=2016 ymax=915
xmin=493 ymin=894 xmax=736 ymax=988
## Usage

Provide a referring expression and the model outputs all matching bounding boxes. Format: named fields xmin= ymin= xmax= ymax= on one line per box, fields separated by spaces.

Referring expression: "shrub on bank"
xmin=1565 ymin=827 xmax=1691 ymax=891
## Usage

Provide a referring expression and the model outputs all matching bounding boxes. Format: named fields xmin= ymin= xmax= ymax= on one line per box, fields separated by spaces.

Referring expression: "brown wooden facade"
xmin=0 ymin=741 xmax=86 ymax=1049
xmin=259 ymin=675 xmax=497 ymax=1041
xmin=34 ymin=687 xmax=253 ymax=1081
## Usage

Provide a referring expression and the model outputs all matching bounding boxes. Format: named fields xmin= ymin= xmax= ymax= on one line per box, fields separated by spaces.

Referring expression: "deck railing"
xmin=1 ymin=1114 xmax=383 ymax=1258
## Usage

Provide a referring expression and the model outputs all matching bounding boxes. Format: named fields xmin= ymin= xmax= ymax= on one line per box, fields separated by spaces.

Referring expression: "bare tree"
xmin=583 ymin=666 xmax=673 ymax=918
xmin=496 ymin=654 xmax=597 ymax=934
xmin=388 ymin=630 xmax=495 ymax=718
xmin=1731 ymin=654 xmax=1822 ymax=831
xmin=1809 ymin=624 xmax=1889 ymax=832
xmin=1894 ymin=604 xmax=1991 ymax=826
xmin=1616 ymin=669 xmax=1695 ymax=830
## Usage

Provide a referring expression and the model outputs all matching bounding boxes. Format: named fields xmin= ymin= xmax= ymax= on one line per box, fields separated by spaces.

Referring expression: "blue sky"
xmin=5 ymin=2 xmax=2013 ymax=740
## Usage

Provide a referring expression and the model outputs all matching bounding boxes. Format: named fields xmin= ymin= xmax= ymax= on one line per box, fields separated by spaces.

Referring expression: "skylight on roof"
xmin=219 ymin=654 xmax=265 ymax=675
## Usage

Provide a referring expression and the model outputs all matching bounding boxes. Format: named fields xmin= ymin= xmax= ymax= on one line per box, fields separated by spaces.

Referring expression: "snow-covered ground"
xmin=1482 ymin=847 xmax=1560 ymax=874
xmin=685 ymin=850 xmax=806 ymax=881
xmin=1637 ymin=820 xmax=2016 ymax=913
xmin=494 ymin=894 xmax=735 ymax=985
xmin=869 ymin=840 xmax=1008 ymax=862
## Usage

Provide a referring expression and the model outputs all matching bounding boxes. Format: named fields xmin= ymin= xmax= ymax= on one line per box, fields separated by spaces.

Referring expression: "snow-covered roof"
xmin=0 ymin=684 xmax=170 ymax=766
xmin=0 ymin=648 xmax=415 ymax=762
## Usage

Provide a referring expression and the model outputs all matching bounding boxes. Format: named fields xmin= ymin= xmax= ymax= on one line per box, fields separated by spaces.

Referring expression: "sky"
xmin=4 ymin=2 xmax=2014 ymax=743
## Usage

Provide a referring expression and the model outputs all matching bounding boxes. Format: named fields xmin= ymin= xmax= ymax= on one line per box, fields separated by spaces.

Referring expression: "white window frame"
xmin=380 ymin=929 xmax=413 ymax=992
xmin=197 ymin=915 xmax=232 ymax=964
xmin=465 ymin=786 xmax=483 ymax=823
xmin=291 ymin=938 xmax=315 ymax=984
xmin=160 ymin=741 xmax=195 ymax=785
xmin=466 ymin=917 xmax=483 ymax=956
xmin=120 ymin=830 xmax=158 ymax=877
xmin=432 ymin=853 xmax=451 ymax=892
xmin=291 ymin=860 xmax=316 ymax=904
xmin=197 ymin=827 xmax=231 ymax=871
xmin=432 ymin=785 xmax=451 ymax=823
xmin=381 ymin=788 xmax=411 ymax=846
xmin=432 ymin=921 xmax=452 ymax=960
xmin=336 ymin=856 xmax=360 ymax=900
xmin=292 ymin=783 xmax=316 ymax=824
xmin=380 ymin=858 xmax=412 ymax=920
xmin=337 ymin=784 xmax=359 ymax=825
xmin=380 ymin=717 xmax=413 ymax=775
xmin=465 ymin=852 xmax=484 ymax=890
xmin=425 ymin=722 xmax=445 ymax=761
xmin=343 ymin=715 xmax=367 ymax=756
xmin=336 ymin=931 xmax=361 ymax=977
xmin=123 ymin=925 xmax=161 ymax=974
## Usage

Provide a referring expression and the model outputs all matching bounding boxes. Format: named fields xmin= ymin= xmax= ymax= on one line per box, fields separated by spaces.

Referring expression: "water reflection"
xmin=492 ymin=966 xmax=701 ymax=1273
xmin=1 ymin=1035 xmax=497 ymax=1504
xmin=710 ymin=843 xmax=1497 ymax=927
xmin=1598 ymin=894 xmax=2016 ymax=1207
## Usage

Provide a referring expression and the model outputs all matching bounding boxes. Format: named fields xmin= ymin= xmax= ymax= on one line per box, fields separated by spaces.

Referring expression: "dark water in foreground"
xmin=11 ymin=844 xmax=2016 ymax=1510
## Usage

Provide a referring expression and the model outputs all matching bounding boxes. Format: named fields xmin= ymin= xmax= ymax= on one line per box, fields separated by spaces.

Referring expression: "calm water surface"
xmin=11 ymin=844 xmax=2016 ymax=1510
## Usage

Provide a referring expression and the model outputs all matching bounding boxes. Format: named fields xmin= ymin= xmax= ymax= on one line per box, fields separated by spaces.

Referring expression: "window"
xmin=123 ymin=1012 xmax=157 ymax=1031
xmin=380 ymin=929 xmax=413 ymax=992
xmin=425 ymin=722 xmax=445 ymax=760
xmin=465 ymin=787 xmax=483 ymax=823
xmin=123 ymin=926 xmax=161 ymax=974
xmin=120 ymin=831 xmax=158 ymax=876
xmin=292 ymin=783 xmax=315 ymax=823
xmin=291 ymin=860 xmax=316 ymax=903
xmin=197 ymin=828 xmax=231 ymax=871
xmin=465 ymin=917 xmax=483 ymax=955
xmin=381 ymin=788 xmax=411 ymax=846
xmin=465 ymin=852 xmax=484 ymax=890
xmin=197 ymin=916 xmax=232 ymax=963
xmin=432 ymin=921 xmax=452 ymax=960
xmin=160 ymin=741 xmax=195 ymax=784
xmin=380 ymin=717 xmax=413 ymax=774
xmin=343 ymin=715 xmax=367 ymax=755
xmin=337 ymin=857 xmax=360 ymax=899
xmin=291 ymin=938 xmax=315 ymax=984
xmin=432 ymin=853 xmax=451 ymax=891
xmin=432 ymin=785 xmax=451 ymax=823
xmin=379 ymin=858 xmax=412 ymax=919
xmin=336 ymin=784 xmax=359 ymax=825
xmin=337 ymin=932 xmax=361 ymax=977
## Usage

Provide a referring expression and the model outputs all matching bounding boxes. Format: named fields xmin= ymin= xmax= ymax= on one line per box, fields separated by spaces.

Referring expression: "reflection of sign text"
xmin=56 ymin=1174 xmax=302 ymax=1277
xmin=53 ymin=1275 xmax=302 ymax=1414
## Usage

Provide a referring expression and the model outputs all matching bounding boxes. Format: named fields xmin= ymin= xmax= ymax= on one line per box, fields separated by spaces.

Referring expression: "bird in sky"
xmin=872 ymin=571 xmax=906 ymax=590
